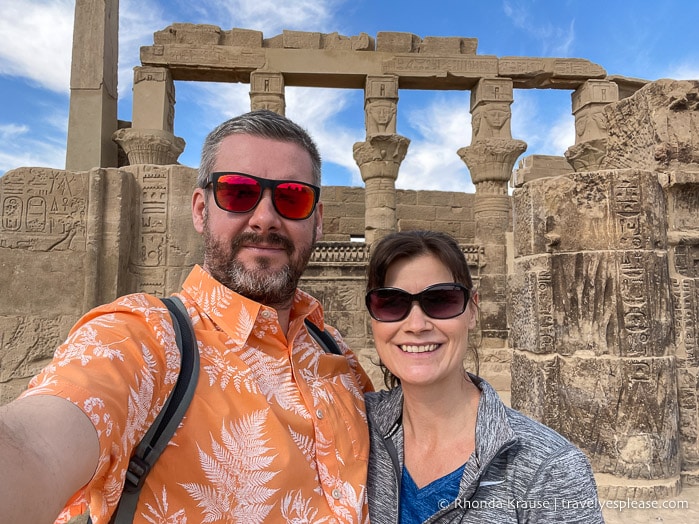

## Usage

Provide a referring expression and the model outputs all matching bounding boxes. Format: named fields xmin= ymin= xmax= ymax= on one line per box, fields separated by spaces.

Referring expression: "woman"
xmin=364 ymin=230 xmax=604 ymax=523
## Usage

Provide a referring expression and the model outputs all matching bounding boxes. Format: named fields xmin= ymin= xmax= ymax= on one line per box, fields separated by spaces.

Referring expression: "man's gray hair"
xmin=197 ymin=110 xmax=322 ymax=188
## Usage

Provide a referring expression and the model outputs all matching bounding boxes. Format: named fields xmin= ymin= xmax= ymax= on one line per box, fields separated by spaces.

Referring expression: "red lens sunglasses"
xmin=206 ymin=172 xmax=320 ymax=220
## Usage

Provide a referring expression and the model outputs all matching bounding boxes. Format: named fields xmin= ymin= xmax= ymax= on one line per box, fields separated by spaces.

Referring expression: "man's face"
xmin=192 ymin=134 xmax=323 ymax=308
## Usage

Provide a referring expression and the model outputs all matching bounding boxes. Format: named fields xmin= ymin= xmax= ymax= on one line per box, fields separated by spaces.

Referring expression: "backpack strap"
xmin=109 ymin=296 xmax=199 ymax=524
xmin=304 ymin=318 xmax=342 ymax=355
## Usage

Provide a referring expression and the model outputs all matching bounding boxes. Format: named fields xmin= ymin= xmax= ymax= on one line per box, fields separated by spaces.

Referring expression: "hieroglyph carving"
xmin=0 ymin=169 xmax=86 ymax=251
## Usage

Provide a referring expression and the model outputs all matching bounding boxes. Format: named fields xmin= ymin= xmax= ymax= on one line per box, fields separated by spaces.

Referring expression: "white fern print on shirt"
xmin=181 ymin=408 xmax=279 ymax=523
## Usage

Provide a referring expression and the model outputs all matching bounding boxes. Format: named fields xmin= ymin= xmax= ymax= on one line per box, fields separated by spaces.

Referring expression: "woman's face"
xmin=371 ymin=253 xmax=476 ymax=388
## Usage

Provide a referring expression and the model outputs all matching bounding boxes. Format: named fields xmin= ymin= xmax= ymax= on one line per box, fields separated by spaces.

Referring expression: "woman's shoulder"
xmin=505 ymin=407 xmax=571 ymax=448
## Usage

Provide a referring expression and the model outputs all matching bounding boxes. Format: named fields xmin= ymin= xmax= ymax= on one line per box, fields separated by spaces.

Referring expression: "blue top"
xmin=399 ymin=463 xmax=466 ymax=524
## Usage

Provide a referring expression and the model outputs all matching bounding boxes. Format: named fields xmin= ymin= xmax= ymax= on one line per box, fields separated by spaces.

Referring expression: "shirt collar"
xmin=180 ymin=265 xmax=324 ymax=340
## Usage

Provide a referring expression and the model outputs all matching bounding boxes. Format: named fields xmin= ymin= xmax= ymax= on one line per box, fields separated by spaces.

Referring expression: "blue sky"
xmin=1 ymin=0 xmax=697 ymax=191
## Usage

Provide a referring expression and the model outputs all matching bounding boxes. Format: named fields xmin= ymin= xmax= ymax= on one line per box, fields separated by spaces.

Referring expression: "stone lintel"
xmin=498 ymin=57 xmax=607 ymax=88
xmin=153 ymin=23 xmax=223 ymax=45
xmin=607 ymin=74 xmax=650 ymax=99
xmin=140 ymin=44 xmax=266 ymax=82
xmin=419 ymin=36 xmax=478 ymax=55
xmin=277 ymin=30 xmax=322 ymax=49
xmin=376 ymin=32 xmax=422 ymax=53
xmin=224 ymin=28 xmax=264 ymax=47
xmin=140 ymin=42 xmax=610 ymax=91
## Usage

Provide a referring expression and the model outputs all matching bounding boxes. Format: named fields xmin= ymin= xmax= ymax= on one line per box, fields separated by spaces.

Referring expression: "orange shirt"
xmin=22 ymin=265 xmax=373 ymax=523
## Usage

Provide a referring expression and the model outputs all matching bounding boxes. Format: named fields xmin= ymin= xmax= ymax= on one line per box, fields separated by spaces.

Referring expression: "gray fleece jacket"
xmin=365 ymin=376 xmax=605 ymax=523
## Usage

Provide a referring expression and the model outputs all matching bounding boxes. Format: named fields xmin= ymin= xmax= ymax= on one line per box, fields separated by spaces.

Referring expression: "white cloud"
xmin=117 ymin=0 xmax=169 ymax=101
xmin=664 ymin=63 xmax=699 ymax=81
xmin=502 ymin=0 xmax=576 ymax=56
xmin=193 ymin=0 xmax=348 ymax=34
xmin=547 ymin=112 xmax=576 ymax=155
xmin=285 ymin=87 xmax=363 ymax=183
xmin=0 ymin=0 xmax=74 ymax=93
xmin=184 ymin=82 xmax=363 ymax=183
xmin=0 ymin=107 xmax=69 ymax=174
xmin=0 ymin=133 xmax=66 ymax=174
xmin=397 ymin=95 xmax=474 ymax=192
xmin=0 ymin=124 xmax=29 ymax=140
xmin=511 ymin=90 xmax=576 ymax=158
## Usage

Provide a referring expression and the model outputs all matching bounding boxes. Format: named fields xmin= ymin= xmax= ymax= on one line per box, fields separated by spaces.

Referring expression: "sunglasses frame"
xmin=206 ymin=172 xmax=321 ymax=220
xmin=365 ymin=282 xmax=471 ymax=322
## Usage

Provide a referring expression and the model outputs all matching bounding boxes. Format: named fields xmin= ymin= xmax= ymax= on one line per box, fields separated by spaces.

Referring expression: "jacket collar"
xmin=367 ymin=374 xmax=519 ymax=470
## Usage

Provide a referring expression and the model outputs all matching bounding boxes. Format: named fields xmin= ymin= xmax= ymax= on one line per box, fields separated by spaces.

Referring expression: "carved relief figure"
xmin=366 ymin=99 xmax=397 ymax=135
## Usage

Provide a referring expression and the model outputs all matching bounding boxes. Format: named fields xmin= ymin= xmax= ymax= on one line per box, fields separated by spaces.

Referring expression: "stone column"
xmin=458 ymin=78 xmax=526 ymax=349
xmin=510 ymin=169 xmax=680 ymax=499
xmin=113 ymin=67 xmax=185 ymax=165
xmin=250 ymin=71 xmax=286 ymax=115
xmin=65 ymin=0 xmax=119 ymax=171
xmin=565 ymin=79 xmax=619 ymax=171
xmin=663 ymin=171 xmax=699 ymax=486
xmin=353 ymin=76 xmax=409 ymax=245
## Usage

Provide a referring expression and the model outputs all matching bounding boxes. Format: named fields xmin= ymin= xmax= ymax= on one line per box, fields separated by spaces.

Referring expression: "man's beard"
xmin=202 ymin=215 xmax=316 ymax=308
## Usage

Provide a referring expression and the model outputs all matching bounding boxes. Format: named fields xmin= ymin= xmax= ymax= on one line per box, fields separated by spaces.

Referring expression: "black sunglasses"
xmin=206 ymin=172 xmax=320 ymax=220
xmin=365 ymin=283 xmax=471 ymax=322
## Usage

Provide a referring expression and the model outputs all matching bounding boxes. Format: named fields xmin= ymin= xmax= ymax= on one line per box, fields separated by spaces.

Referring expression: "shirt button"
xmin=332 ymin=488 xmax=342 ymax=499
xmin=316 ymin=409 xmax=324 ymax=419
xmin=261 ymin=310 xmax=272 ymax=319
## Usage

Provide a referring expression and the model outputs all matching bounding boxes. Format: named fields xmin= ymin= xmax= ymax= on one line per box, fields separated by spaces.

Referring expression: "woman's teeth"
xmin=399 ymin=344 xmax=439 ymax=353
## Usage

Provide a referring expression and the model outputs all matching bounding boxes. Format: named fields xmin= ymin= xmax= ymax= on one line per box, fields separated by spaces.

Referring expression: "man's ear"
xmin=314 ymin=201 xmax=323 ymax=240
xmin=192 ymin=188 xmax=207 ymax=234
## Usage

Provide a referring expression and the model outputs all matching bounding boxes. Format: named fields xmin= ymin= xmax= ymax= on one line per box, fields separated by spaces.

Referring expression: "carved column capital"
xmin=353 ymin=135 xmax=410 ymax=182
xmin=458 ymin=138 xmax=527 ymax=185
xmin=112 ymin=128 xmax=186 ymax=165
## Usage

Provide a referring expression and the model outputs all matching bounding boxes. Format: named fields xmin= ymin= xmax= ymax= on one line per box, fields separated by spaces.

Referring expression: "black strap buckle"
xmin=123 ymin=455 xmax=151 ymax=493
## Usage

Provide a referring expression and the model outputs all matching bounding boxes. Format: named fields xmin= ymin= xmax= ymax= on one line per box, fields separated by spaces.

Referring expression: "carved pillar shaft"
xmin=354 ymin=135 xmax=410 ymax=245
xmin=356 ymin=75 xmax=409 ymax=245
xmin=65 ymin=0 xmax=119 ymax=171
xmin=458 ymin=78 xmax=526 ymax=346
xmin=510 ymin=169 xmax=680 ymax=499
xmin=565 ymin=79 xmax=619 ymax=171
xmin=132 ymin=66 xmax=176 ymax=132
xmin=116 ymin=66 xmax=185 ymax=165
xmin=250 ymin=71 xmax=286 ymax=115
xmin=663 ymin=172 xmax=699 ymax=485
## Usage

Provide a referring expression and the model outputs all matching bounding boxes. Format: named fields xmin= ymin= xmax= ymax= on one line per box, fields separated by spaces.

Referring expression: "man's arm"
xmin=0 ymin=395 xmax=99 ymax=523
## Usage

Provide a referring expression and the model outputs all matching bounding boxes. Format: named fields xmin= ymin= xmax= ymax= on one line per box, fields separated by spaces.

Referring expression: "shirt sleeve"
xmin=522 ymin=444 xmax=605 ymax=524
xmin=20 ymin=293 xmax=181 ymax=517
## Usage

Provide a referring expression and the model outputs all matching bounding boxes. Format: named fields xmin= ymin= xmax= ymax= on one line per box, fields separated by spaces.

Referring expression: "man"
xmin=0 ymin=110 xmax=373 ymax=523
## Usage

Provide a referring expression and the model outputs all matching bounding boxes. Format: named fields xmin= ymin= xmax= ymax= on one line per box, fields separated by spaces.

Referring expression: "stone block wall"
xmin=319 ymin=185 xmax=476 ymax=243
xmin=510 ymin=169 xmax=681 ymax=498
xmin=0 ymin=167 xmax=481 ymax=401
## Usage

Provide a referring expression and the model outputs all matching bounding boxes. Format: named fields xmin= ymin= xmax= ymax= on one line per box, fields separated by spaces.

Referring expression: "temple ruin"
xmin=2 ymin=0 xmax=699 ymax=506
